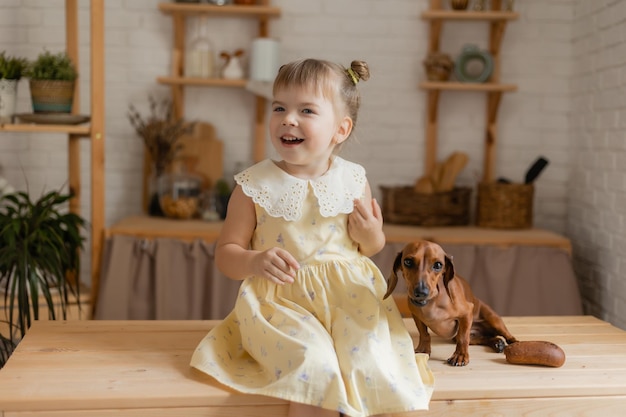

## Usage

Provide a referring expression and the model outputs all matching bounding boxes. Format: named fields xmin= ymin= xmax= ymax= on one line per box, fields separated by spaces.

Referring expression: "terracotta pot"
xmin=450 ymin=0 xmax=469 ymax=10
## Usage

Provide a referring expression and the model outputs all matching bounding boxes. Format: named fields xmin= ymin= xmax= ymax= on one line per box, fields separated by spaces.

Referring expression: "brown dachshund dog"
xmin=383 ymin=240 xmax=517 ymax=366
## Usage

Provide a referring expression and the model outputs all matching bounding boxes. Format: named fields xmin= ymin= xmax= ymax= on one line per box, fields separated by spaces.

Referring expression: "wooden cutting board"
xmin=170 ymin=122 xmax=224 ymax=189
xmin=142 ymin=122 xmax=224 ymax=212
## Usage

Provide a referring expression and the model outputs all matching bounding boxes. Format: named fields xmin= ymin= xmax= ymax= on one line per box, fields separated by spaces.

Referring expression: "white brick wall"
xmin=0 ymin=0 xmax=623 ymax=328
xmin=569 ymin=0 xmax=626 ymax=330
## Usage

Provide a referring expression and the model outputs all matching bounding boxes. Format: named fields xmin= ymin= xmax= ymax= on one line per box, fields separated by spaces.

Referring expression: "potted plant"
xmin=214 ymin=178 xmax=231 ymax=219
xmin=0 ymin=189 xmax=86 ymax=368
xmin=0 ymin=52 xmax=28 ymax=122
xmin=25 ymin=50 xmax=78 ymax=113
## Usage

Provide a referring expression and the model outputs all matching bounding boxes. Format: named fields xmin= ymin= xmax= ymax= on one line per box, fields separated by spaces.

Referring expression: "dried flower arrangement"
xmin=127 ymin=96 xmax=195 ymax=177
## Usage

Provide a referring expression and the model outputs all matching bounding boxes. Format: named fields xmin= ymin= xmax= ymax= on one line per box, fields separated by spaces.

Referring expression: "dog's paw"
xmin=447 ymin=354 xmax=469 ymax=366
xmin=493 ymin=338 xmax=506 ymax=353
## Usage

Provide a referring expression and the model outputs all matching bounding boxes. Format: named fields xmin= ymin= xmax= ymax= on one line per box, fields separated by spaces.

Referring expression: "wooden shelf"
xmin=158 ymin=3 xmax=281 ymax=17
xmin=421 ymin=10 xmax=520 ymax=20
xmin=383 ymin=224 xmax=571 ymax=253
xmin=107 ymin=215 xmax=223 ymax=242
xmin=0 ymin=123 xmax=91 ymax=136
xmin=107 ymin=215 xmax=572 ymax=254
xmin=421 ymin=0 xmax=519 ymax=182
xmin=419 ymin=81 xmax=518 ymax=92
xmin=157 ymin=76 xmax=247 ymax=88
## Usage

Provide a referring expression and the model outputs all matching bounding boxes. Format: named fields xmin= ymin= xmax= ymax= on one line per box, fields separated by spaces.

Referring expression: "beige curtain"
xmin=96 ymin=236 xmax=582 ymax=320
xmin=95 ymin=236 xmax=241 ymax=320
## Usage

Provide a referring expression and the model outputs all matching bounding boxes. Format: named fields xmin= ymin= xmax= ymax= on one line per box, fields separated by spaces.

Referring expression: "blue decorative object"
xmin=454 ymin=44 xmax=494 ymax=83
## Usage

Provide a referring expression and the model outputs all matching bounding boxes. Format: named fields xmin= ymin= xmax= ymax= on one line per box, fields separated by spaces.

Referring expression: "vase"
xmin=454 ymin=44 xmax=494 ymax=83
xmin=0 ymin=79 xmax=18 ymax=123
xmin=29 ymin=79 xmax=75 ymax=113
xmin=473 ymin=0 xmax=487 ymax=11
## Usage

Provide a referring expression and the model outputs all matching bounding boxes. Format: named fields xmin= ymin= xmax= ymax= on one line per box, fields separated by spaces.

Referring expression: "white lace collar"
xmin=235 ymin=156 xmax=367 ymax=221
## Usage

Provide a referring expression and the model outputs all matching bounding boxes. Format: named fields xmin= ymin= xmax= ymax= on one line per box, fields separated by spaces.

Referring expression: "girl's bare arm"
xmin=215 ymin=185 xmax=299 ymax=284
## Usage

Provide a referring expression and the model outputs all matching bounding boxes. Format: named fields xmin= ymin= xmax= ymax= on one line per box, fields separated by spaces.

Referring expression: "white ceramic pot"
xmin=0 ymin=79 xmax=18 ymax=123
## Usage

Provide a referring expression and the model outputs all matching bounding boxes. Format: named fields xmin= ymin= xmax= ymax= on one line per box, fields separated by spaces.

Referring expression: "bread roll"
xmin=504 ymin=341 xmax=566 ymax=367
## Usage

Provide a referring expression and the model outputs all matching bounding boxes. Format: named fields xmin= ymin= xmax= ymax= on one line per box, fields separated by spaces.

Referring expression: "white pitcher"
xmin=0 ymin=79 xmax=18 ymax=123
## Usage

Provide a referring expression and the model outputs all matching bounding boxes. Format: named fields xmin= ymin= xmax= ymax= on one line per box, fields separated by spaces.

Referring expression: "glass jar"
xmin=201 ymin=189 xmax=221 ymax=222
xmin=157 ymin=172 xmax=203 ymax=219
xmin=185 ymin=17 xmax=215 ymax=78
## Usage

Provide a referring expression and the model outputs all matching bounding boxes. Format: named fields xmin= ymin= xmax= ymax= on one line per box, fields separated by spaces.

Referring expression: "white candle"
xmin=249 ymin=38 xmax=280 ymax=82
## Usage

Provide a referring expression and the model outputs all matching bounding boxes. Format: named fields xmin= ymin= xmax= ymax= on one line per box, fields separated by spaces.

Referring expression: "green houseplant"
xmin=0 ymin=52 xmax=28 ymax=80
xmin=0 ymin=189 xmax=85 ymax=368
xmin=25 ymin=50 xmax=78 ymax=113
xmin=0 ymin=52 xmax=28 ymax=122
xmin=214 ymin=178 xmax=231 ymax=219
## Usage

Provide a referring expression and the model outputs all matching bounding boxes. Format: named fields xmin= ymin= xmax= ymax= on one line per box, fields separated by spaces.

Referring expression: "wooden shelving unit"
xmin=157 ymin=1 xmax=280 ymax=163
xmin=0 ymin=0 xmax=105 ymax=318
xmin=421 ymin=0 xmax=519 ymax=182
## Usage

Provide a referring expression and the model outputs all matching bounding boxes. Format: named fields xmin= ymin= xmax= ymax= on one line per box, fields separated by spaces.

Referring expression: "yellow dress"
xmin=191 ymin=157 xmax=434 ymax=417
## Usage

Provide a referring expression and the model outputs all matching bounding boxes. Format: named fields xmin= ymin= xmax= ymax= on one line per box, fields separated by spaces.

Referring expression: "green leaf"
xmin=0 ymin=52 xmax=28 ymax=80
xmin=24 ymin=50 xmax=78 ymax=81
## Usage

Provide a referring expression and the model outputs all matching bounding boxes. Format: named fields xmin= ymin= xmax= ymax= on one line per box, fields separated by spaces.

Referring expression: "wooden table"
xmin=0 ymin=316 xmax=624 ymax=416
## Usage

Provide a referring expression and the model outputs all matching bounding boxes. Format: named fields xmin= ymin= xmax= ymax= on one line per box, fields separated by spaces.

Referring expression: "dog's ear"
xmin=443 ymin=254 xmax=455 ymax=290
xmin=383 ymin=251 xmax=403 ymax=299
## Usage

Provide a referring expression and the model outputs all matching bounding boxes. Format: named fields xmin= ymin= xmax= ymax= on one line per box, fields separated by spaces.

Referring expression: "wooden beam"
xmin=424 ymin=90 xmax=440 ymax=176
xmin=89 ymin=0 xmax=106 ymax=318
xmin=429 ymin=20 xmax=443 ymax=53
xmin=68 ymin=134 xmax=81 ymax=215
xmin=65 ymin=0 xmax=79 ymax=114
xmin=254 ymin=97 xmax=266 ymax=162
xmin=483 ymin=92 xmax=502 ymax=182
xmin=65 ymin=0 xmax=80 ymax=218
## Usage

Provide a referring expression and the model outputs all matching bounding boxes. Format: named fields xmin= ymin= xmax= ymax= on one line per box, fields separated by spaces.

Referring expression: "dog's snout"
xmin=413 ymin=282 xmax=430 ymax=300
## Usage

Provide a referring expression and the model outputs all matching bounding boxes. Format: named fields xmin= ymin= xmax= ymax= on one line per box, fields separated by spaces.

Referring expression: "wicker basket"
xmin=380 ymin=186 xmax=471 ymax=226
xmin=425 ymin=66 xmax=452 ymax=81
xmin=29 ymin=80 xmax=75 ymax=113
xmin=476 ymin=183 xmax=534 ymax=229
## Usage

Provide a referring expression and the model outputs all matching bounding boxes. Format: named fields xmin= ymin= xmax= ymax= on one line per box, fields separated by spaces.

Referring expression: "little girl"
xmin=191 ymin=58 xmax=433 ymax=417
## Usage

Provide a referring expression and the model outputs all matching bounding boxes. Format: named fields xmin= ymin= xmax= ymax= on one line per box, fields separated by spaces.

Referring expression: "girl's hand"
xmin=348 ymin=197 xmax=385 ymax=256
xmin=250 ymin=247 xmax=300 ymax=285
